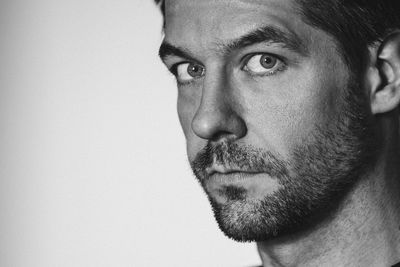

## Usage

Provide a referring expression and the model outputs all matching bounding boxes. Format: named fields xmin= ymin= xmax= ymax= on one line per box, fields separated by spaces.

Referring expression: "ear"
xmin=370 ymin=31 xmax=400 ymax=114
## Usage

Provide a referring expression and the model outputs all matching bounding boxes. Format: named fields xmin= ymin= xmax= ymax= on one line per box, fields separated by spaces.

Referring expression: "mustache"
xmin=190 ymin=140 xmax=289 ymax=181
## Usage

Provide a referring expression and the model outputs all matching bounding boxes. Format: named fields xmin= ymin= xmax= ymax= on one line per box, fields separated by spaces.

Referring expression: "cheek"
xmin=177 ymin=86 xmax=198 ymax=135
xmin=282 ymin=74 xmax=346 ymax=149
xmin=242 ymin=64 xmax=346 ymax=155
xmin=177 ymin=97 xmax=191 ymax=137
xmin=177 ymin=90 xmax=205 ymax=161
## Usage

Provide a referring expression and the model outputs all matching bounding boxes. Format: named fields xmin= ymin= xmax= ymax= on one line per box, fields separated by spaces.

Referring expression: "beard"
xmin=190 ymin=80 xmax=378 ymax=242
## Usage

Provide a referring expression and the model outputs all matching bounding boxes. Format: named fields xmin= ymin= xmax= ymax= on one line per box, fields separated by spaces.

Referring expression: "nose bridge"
xmin=191 ymin=66 xmax=247 ymax=140
xmin=200 ymin=70 xmax=229 ymax=113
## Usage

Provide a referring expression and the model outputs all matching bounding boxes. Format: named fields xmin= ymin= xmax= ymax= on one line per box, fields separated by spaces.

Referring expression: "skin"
xmin=159 ymin=0 xmax=400 ymax=265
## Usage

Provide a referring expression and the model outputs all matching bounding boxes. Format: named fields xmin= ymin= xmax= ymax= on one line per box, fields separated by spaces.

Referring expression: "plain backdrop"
xmin=0 ymin=0 xmax=260 ymax=266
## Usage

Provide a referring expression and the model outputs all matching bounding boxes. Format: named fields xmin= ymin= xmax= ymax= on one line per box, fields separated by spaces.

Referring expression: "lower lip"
xmin=209 ymin=172 xmax=265 ymax=184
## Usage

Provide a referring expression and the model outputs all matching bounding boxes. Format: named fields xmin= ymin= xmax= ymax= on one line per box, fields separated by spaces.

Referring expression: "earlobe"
xmin=371 ymin=31 xmax=400 ymax=114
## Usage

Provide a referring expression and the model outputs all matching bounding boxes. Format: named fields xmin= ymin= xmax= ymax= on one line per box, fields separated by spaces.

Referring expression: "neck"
xmin=257 ymin=121 xmax=400 ymax=267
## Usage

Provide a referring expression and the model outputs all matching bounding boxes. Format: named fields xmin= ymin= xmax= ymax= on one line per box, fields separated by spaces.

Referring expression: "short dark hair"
xmin=155 ymin=0 xmax=400 ymax=72
xmin=297 ymin=0 xmax=400 ymax=73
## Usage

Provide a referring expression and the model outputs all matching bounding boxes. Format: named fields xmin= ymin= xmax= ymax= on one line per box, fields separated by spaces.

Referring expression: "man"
xmin=156 ymin=0 xmax=400 ymax=266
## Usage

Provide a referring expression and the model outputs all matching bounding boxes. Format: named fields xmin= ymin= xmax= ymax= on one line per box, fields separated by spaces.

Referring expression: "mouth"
xmin=205 ymin=165 xmax=266 ymax=184
xmin=202 ymin=166 xmax=280 ymax=201
xmin=206 ymin=165 xmax=261 ymax=176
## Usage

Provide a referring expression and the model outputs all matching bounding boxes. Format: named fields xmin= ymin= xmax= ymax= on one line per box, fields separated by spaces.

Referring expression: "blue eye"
xmin=175 ymin=62 xmax=205 ymax=83
xmin=243 ymin=54 xmax=285 ymax=76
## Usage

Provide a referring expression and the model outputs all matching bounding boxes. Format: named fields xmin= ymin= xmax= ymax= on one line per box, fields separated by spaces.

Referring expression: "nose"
xmin=191 ymin=76 xmax=247 ymax=141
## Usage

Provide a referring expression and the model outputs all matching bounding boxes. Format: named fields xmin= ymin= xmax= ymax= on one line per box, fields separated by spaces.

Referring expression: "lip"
xmin=208 ymin=171 xmax=265 ymax=184
xmin=206 ymin=165 xmax=261 ymax=176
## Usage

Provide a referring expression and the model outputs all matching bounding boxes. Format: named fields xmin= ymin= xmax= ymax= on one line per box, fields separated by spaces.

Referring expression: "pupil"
xmin=188 ymin=64 xmax=203 ymax=77
xmin=261 ymin=55 xmax=276 ymax=68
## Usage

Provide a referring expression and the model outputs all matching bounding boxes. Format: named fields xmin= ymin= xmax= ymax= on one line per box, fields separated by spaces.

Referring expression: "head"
xmin=157 ymin=0 xmax=400 ymax=242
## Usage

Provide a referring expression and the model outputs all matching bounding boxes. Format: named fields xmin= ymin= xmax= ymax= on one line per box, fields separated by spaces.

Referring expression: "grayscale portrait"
xmin=155 ymin=0 xmax=400 ymax=266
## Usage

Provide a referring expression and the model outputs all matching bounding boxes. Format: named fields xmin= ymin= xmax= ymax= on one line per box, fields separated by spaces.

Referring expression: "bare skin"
xmin=160 ymin=0 xmax=400 ymax=265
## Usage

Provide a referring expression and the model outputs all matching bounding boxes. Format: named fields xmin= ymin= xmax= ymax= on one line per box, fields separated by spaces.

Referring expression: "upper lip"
xmin=206 ymin=165 xmax=261 ymax=176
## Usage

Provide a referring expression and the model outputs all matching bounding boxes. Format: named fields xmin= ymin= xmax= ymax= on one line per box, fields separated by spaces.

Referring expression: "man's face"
xmin=160 ymin=0 xmax=376 ymax=241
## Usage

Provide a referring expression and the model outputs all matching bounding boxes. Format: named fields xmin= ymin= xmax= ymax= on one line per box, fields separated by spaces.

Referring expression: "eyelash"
xmin=248 ymin=64 xmax=287 ymax=78
xmin=169 ymin=62 xmax=203 ymax=86
xmin=177 ymin=78 xmax=197 ymax=86
xmin=168 ymin=53 xmax=288 ymax=86
xmin=241 ymin=53 xmax=287 ymax=77
xmin=168 ymin=64 xmax=180 ymax=76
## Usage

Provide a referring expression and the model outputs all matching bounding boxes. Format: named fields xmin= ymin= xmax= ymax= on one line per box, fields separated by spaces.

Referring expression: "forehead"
xmin=164 ymin=0 xmax=310 ymax=50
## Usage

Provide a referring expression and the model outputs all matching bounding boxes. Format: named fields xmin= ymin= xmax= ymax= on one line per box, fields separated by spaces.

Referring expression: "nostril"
xmin=209 ymin=130 xmax=235 ymax=142
xmin=191 ymin=109 xmax=247 ymax=141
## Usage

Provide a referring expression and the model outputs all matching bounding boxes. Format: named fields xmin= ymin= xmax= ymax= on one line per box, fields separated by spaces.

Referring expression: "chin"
xmin=205 ymin=158 xmax=371 ymax=242
xmin=207 ymin=191 xmax=301 ymax=242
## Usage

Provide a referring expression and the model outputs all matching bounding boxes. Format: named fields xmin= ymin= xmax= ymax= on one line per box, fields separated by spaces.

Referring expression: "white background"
xmin=0 ymin=0 xmax=260 ymax=266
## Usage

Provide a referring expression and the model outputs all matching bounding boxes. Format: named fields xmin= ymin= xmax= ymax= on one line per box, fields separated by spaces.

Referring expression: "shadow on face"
xmin=160 ymin=0 xmax=378 ymax=242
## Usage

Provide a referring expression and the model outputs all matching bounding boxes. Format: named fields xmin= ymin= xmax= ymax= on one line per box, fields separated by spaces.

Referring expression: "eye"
xmin=174 ymin=62 xmax=205 ymax=83
xmin=243 ymin=54 xmax=285 ymax=76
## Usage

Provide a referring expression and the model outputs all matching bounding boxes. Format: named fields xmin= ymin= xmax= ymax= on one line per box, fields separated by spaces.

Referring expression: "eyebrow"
xmin=224 ymin=25 xmax=308 ymax=56
xmin=158 ymin=25 xmax=308 ymax=62
xmin=159 ymin=42 xmax=198 ymax=63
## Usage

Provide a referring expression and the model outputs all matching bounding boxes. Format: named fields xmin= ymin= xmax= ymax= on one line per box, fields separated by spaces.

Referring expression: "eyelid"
xmin=167 ymin=55 xmax=204 ymax=73
xmin=241 ymin=52 xmax=287 ymax=77
xmin=241 ymin=52 xmax=286 ymax=68
xmin=169 ymin=61 xmax=200 ymax=74
xmin=169 ymin=61 xmax=205 ymax=86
